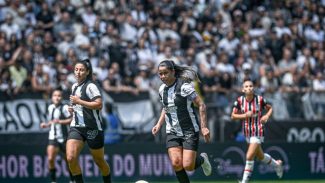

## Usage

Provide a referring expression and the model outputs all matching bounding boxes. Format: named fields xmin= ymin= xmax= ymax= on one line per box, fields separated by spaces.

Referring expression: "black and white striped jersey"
xmin=70 ymin=80 xmax=103 ymax=130
xmin=159 ymin=79 xmax=200 ymax=136
xmin=47 ymin=104 xmax=71 ymax=142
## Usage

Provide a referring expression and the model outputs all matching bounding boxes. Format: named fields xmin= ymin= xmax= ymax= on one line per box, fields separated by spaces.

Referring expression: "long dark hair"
xmin=158 ymin=60 xmax=200 ymax=82
xmin=76 ymin=58 xmax=93 ymax=81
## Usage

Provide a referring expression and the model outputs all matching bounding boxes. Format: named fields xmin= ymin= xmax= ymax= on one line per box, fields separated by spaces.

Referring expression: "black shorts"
xmin=166 ymin=132 xmax=199 ymax=151
xmin=48 ymin=139 xmax=66 ymax=153
xmin=67 ymin=127 xmax=104 ymax=149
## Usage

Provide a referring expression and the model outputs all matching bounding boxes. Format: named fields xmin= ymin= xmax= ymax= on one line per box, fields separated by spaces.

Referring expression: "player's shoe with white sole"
xmin=200 ymin=152 xmax=212 ymax=176
xmin=275 ymin=160 xmax=284 ymax=178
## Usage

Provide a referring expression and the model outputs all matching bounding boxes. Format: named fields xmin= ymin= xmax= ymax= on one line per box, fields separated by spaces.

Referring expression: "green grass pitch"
xmin=92 ymin=180 xmax=325 ymax=183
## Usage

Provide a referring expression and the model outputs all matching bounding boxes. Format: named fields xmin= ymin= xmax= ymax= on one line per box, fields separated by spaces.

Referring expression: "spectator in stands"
xmin=0 ymin=45 xmax=22 ymax=68
xmin=40 ymin=88 xmax=74 ymax=183
xmin=103 ymin=102 xmax=121 ymax=144
xmin=102 ymin=62 xmax=123 ymax=93
xmin=152 ymin=60 xmax=212 ymax=183
xmin=260 ymin=67 xmax=280 ymax=97
xmin=277 ymin=47 xmax=297 ymax=77
xmin=31 ymin=63 xmax=52 ymax=97
xmin=0 ymin=13 xmax=21 ymax=40
xmin=57 ymin=33 xmax=75 ymax=57
xmin=36 ymin=2 xmax=54 ymax=32
xmin=231 ymin=78 xmax=283 ymax=183
xmin=14 ymin=6 xmax=28 ymax=33
xmin=43 ymin=31 xmax=57 ymax=63
xmin=56 ymin=68 xmax=71 ymax=92
xmin=0 ymin=0 xmax=324 ymax=123
xmin=53 ymin=11 xmax=75 ymax=40
xmin=134 ymin=64 xmax=152 ymax=91
xmin=20 ymin=49 xmax=34 ymax=73
xmin=8 ymin=54 xmax=27 ymax=95
xmin=67 ymin=58 xmax=111 ymax=183
xmin=312 ymin=71 xmax=325 ymax=118
xmin=0 ymin=68 xmax=15 ymax=97
xmin=81 ymin=5 xmax=98 ymax=29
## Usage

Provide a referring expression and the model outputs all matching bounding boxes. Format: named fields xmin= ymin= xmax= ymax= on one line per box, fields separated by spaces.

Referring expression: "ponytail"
xmin=158 ymin=60 xmax=200 ymax=82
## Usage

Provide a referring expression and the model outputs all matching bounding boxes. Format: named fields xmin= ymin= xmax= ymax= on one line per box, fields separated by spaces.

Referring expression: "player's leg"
xmin=66 ymin=128 xmax=85 ymax=183
xmin=47 ymin=144 xmax=59 ymax=183
xmin=256 ymin=145 xmax=283 ymax=178
xmin=240 ymin=138 xmax=259 ymax=183
xmin=66 ymin=139 xmax=84 ymax=182
xmin=60 ymin=142 xmax=75 ymax=183
xmin=88 ymin=129 xmax=111 ymax=183
xmin=168 ymin=147 xmax=190 ymax=183
xmin=182 ymin=132 xmax=211 ymax=176
xmin=89 ymin=147 xmax=111 ymax=183
xmin=182 ymin=149 xmax=197 ymax=171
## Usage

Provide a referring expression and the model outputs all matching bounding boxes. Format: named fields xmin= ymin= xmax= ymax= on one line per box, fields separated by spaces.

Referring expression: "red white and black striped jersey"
xmin=232 ymin=94 xmax=269 ymax=137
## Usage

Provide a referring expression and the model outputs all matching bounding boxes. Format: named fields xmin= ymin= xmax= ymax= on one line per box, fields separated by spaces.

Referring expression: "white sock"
xmin=261 ymin=153 xmax=278 ymax=168
xmin=242 ymin=160 xmax=254 ymax=182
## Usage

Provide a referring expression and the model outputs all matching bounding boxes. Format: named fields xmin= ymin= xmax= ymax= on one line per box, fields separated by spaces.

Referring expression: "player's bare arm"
xmin=70 ymin=95 xmax=102 ymax=110
xmin=193 ymin=96 xmax=210 ymax=143
xmin=152 ymin=109 xmax=166 ymax=136
xmin=261 ymin=104 xmax=273 ymax=124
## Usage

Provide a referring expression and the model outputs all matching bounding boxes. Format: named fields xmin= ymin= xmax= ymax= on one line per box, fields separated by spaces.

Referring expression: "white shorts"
xmin=246 ymin=136 xmax=264 ymax=144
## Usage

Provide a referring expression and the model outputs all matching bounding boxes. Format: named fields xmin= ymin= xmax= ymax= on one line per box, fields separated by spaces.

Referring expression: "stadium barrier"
xmin=1 ymin=142 xmax=324 ymax=182
xmin=219 ymin=120 xmax=325 ymax=143
xmin=0 ymin=91 xmax=156 ymax=136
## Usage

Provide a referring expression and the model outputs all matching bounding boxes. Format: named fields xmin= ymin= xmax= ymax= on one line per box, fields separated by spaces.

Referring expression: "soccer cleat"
xmin=200 ymin=152 xmax=212 ymax=176
xmin=275 ymin=160 xmax=284 ymax=178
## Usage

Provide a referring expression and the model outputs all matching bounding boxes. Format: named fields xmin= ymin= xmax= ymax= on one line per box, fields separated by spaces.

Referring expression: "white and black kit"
xmin=68 ymin=80 xmax=105 ymax=149
xmin=159 ymin=79 xmax=200 ymax=151
xmin=47 ymin=103 xmax=71 ymax=151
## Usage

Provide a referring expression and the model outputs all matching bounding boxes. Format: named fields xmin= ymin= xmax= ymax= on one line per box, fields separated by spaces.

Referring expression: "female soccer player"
xmin=40 ymin=88 xmax=74 ymax=183
xmin=152 ymin=60 xmax=212 ymax=183
xmin=67 ymin=58 xmax=111 ymax=183
xmin=231 ymin=78 xmax=283 ymax=183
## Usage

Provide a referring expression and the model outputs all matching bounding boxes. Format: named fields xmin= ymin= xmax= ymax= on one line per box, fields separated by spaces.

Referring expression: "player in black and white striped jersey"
xmin=67 ymin=58 xmax=111 ymax=183
xmin=40 ymin=88 xmax=74 ymax=183
xmin=152 ymin=60 xmax=212 ymax=183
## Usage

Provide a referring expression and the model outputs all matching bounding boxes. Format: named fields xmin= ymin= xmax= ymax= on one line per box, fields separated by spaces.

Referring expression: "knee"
xmin=171 ymin=158 xmax=183 ymax=170
xmin=47 ymin=155 xmax=55 ymax=164
xmin=183 ymin=163 xmax=194 ymax=171
xmin=66 ymin=153 xmax=78 ymax=165
xmin=256 ymin=154 xmax=264 ymax=161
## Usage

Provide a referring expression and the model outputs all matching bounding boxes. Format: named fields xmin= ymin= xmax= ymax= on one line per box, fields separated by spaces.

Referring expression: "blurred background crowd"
xmin=0 ymin=0 xmax=324 ymax=121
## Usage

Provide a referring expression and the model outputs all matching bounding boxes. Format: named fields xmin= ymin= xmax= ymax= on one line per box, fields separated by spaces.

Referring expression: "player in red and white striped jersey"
xmin=231 ymin=78 xmax=283 ymax=183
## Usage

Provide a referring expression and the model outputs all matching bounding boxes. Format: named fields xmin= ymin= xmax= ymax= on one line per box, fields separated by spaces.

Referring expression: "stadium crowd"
xmin=0 ymin=0 xmax=324 ymax=120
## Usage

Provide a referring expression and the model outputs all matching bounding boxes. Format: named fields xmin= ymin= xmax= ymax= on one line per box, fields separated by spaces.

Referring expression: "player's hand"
xmin=68 ymin=106 xmax=74 ymax=113
xmin=245 ymin=111 xmax=259 ymax=118
xmin=40 ymin=122 xmax=47 ymax=128
xmin=245 ymin=111 xmax=254 ymax=118
xmin=52 ymin=119 xmax=59 ymax=124
xmin=152 ymin=124 xmax=161 ymax=136
xmin=260 ymin=115 xmax=269 ymax=124
xmin=70 ymin=95 xmax=80 ymax=105
xmin=201 ymin=127 xmax=210 ymax=143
